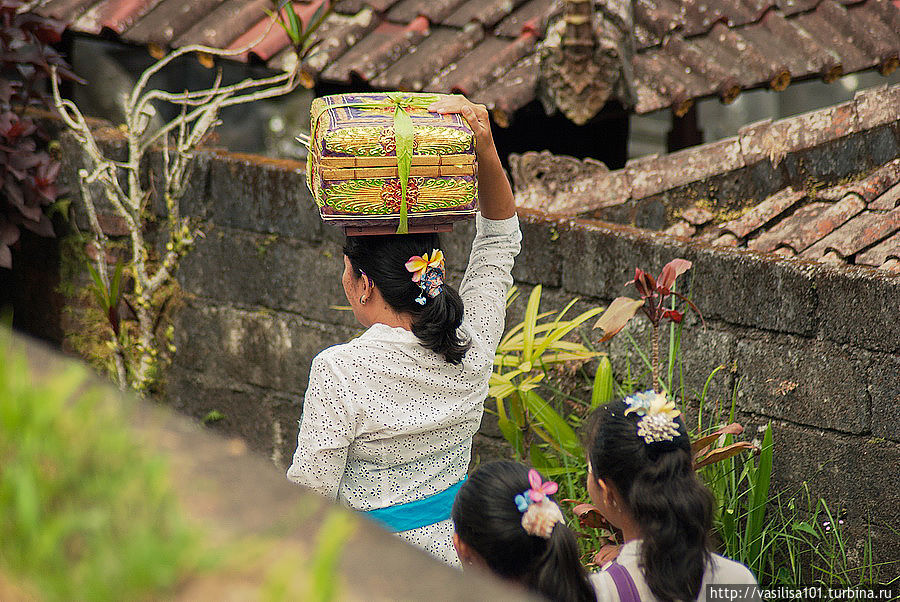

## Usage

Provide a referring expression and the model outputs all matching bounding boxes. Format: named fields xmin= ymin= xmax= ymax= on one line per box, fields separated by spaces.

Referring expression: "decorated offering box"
xmin=307 ymin=92 xmax=478 ymax=234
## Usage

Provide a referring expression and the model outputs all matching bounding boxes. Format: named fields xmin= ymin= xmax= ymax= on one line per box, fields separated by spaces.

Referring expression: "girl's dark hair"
xmin=587 ymin=399 xmax=714 ymax=602
xmin=452 ymin=461 xmax=594 ymax=602
xmin=343 ymin=233 xmax=470 ymax=364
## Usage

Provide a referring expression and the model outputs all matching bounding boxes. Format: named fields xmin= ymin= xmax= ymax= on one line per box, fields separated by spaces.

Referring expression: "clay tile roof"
xmin=510 ymin=83 xmax=900 ymax=273
xmin=720 ymin=187 xmax=806 ymax=238
xmin=803 ymin=207 xmax=900 ymax=260
xmin=747 ymin=196 xmax=865 ymax=253
xmin=37 ymin=0 xmax=900 ymax=121
xmin=857 ymin=231 xmax=900 ymax=270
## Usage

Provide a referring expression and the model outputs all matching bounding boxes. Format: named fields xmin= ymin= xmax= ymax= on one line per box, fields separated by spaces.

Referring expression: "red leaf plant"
xmin=593 ymin=258 xmax=702 ymax=392
xmin=0 ymin=1 xmax=81 ymax=268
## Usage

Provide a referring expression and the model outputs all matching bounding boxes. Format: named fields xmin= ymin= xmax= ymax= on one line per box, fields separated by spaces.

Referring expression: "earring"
xmin=359 ymin=295 xmax=367 ymax=305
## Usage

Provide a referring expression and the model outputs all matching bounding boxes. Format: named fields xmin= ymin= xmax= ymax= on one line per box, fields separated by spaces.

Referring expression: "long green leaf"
xmin=393 ymin=104 xmax=414 ymax=234
xmin=284 ymin=2 xmax=302 ymax=45
xmin=533 ymin=306 xmax=603 ymax=359
xmin=745 ymin=423 xmax=773 ymax=572
xmin=529 ymin=424 xmax=566 ymax=456
xmin=86 ymin=263 xmax=109 ymax=311
xmin=535 ymin=351 xmax=600 ymax=365
xmin=497 ymin=317 xmax=562 ymax=351
xmin=552 ymin=297 xmax=579 ymax=325
xmin=498 ymin=417 xmax=524 ymax=458
xmin=109 ymin=260 xmax=124 ymax=306
xmin=521 ymin=390 xmax=581 ymax=457
xmin=591 ymin=357 xmax=613 ymax=409
xmin=522 ymin=285 xmax=542 ymax=363
xmin=529 ymin=443 xmax=550 ymax=470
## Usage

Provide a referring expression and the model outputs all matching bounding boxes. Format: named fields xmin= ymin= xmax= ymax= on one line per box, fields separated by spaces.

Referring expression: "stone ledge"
xmin=519 ymin=210 xmax=899 ymax=345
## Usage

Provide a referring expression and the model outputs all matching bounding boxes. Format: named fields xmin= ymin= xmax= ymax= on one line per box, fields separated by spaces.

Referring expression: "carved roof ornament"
xmin=539 ymin=0 xmax=637 ymax=125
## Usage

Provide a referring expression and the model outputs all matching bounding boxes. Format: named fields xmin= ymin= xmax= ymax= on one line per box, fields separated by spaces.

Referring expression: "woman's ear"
xmin=596 ymin=477 xmax=618 ymax=510
xmin=453 ymin=532 xmax=485 ymax=570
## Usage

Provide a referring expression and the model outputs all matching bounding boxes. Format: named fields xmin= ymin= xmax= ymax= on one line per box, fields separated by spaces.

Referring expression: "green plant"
xmin=489 ymin=285 xmax=602 ymax=464
xmin=491 ymin=272 xmax=761 ymax=567
xmin=764 ymin=485 xmax=898 ymax=586
xmin=50 ymin=3 xmax=332 ymax=392
xmin=202 ymin=410 xmax=226 ymax=424
xmin=0 ymin=330 xmax=199 ymax=600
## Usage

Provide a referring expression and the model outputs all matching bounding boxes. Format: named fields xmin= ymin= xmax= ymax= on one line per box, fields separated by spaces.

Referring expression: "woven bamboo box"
xmin=306 ymin=92 xmax=478 ymax=233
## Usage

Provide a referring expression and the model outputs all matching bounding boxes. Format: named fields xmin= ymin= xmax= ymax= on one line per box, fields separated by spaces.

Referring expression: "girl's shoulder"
xmin=706 ymin=553 xmax=758 ymax=585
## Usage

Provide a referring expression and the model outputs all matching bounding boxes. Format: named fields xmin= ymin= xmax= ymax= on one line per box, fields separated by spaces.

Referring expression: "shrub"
xmin=0 ymin=1 xmax=79 ymax=268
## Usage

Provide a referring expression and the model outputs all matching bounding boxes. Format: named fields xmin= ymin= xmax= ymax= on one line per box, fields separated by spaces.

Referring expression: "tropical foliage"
xmin=489 ymin=285 xmax=601 ymax=464
xmin=490 ymin=263 xmax=895 ymax=586
xmin=593 ymin=258 xmax=700 ymax=392
xmin=0 ymin=1 xmax=80 ymax=268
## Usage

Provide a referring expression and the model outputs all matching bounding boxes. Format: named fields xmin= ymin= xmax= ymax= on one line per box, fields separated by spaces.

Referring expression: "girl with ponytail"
xmin=287 ymin=96 xmax=521 ymax=565
xmin=452 ymin=461 xmax=595 ymax=602
xmin=586 ymin=392 xmax=758 ymax=601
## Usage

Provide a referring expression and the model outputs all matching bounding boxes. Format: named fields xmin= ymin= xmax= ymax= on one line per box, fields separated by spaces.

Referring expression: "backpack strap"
xmin=605 ymin=561 xmax=641 ymax=602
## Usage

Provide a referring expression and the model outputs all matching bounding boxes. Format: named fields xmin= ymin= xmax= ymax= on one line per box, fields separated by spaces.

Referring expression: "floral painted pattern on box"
xmin=306 ymin=93 xmax=478 ymax=229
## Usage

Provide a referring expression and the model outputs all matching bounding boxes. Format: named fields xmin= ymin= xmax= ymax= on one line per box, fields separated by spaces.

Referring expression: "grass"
xmin=0 ymin=331 xmax=364 ymax=601
xmin=0 ymin=331 xmax=199 ymax=600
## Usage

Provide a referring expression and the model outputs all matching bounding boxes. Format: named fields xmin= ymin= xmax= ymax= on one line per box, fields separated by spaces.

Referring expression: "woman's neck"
xmin=618 ymin=514 xmax=643 ymax=543
xmin=361 ymin=294 xmax=414 ymax=331
xmin=366 ymin=306 xmax=414 ymax=331
xmin=372 ymin=314 xmax=413 ymax=331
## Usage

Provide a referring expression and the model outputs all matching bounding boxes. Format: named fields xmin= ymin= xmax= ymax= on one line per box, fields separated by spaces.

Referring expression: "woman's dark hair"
xmin=343 ymin=233 xmax=470 ymax=364
xmin=587 ymin=399 xmax=714 ymax=602
xmin=452 ymin=461 xmax=594 ymax=602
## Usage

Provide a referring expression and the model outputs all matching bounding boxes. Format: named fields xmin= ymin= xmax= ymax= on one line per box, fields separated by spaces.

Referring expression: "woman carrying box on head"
xmin=286 ymin=95 xmax=520 ymax=565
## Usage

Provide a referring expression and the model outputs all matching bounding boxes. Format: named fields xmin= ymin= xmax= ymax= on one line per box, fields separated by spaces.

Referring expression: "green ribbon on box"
xmin=311 ymin=93 xmax=440 ymax=234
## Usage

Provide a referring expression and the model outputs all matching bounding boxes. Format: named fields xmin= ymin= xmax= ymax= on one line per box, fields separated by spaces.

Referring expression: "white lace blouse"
xmin=287 ymin=213 xmax=521 ymax=565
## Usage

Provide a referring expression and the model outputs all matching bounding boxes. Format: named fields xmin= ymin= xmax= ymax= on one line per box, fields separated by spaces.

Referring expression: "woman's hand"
xmin=428 ymin=95 xmax=495 ymax=155
xmin=428 ymin=94 xmax=515 ymax=220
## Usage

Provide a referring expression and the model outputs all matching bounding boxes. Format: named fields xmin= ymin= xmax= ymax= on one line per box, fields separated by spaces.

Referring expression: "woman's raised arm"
xmin=428 ymin=96 xmax=515 ymax=221
xmin=429 ymin=96 xmax=520 ymax=351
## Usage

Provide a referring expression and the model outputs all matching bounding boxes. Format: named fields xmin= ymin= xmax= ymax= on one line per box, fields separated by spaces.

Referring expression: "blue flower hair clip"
xmin=514 ymin=469 xmax=564 ymax=539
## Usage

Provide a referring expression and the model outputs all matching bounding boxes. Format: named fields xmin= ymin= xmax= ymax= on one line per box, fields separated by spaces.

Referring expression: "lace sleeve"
xmin=459 ymin=213 xmax=522 ymax=351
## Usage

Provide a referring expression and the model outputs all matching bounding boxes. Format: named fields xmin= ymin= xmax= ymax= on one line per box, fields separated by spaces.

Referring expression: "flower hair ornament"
xmin=623 ymin=390 xmax=682 ymax=444
xmin=514 ymin=469 xmax=565 ymax=539
xmin=405 ymin=249 xmax=445 ymax=305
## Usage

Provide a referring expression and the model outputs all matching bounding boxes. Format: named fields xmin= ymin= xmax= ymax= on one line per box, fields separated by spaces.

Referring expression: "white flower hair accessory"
xmin=623 ymin=390 xmax=682 ymax=444
xmin=514 ymin=469 xmax=565 ymax=539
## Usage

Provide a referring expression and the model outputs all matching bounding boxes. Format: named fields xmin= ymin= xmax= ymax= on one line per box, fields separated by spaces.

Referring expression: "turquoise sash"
xmin=364 ymin=478 xmax=465 ymax=533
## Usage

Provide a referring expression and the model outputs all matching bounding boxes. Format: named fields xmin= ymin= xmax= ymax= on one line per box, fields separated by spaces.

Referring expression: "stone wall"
xmin=48 ymin=127 xmax=900 ymax=564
